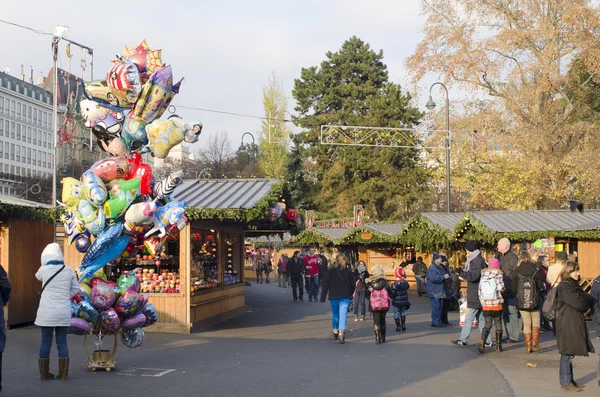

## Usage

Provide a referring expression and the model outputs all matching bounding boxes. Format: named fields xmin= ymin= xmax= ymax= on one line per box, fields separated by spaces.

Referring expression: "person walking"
xmin=289 ymin=251 xmax=304 ymax=302
xmin=496 ymin=238 xmax=520 ymax=344
xmin=0 ymin=264 xmax=11 ymax=393
xmin=426 ymin=253 xmax=447 ymax=328
xmin=303 ymin=248 xmax=320 ymax=302
xmin=352 ymin=260 xmax=369 ymax=322
xmin=537 ymin=255 xmax=553 ymax=332
xmin=320 ymin=253 xmax=355 ymax=344
xmin=512 ymin=251 xmax=546 ymax=353
xmin=452 ymin=240 xmax=492 ymax=348
xmin=590 ymin=273 xmax=600 ymax=387
xmin=556 ymin=261 xmax=595 ymax=392
xmin=440 ymin=250 xmax=453 ymax=326
xmin=277 ymin=254 xmax=288 ymax=287
xmin=390 ymin=268 xmax=410 ymax=332
xmin=366 ymin=266 xmax=391 ymax=344
xmin=318 ymin=252 xmax=328 ymax=287
xmin=413 ymin=256 xmax=427 ymax=297
xmin=477 ymin=258 xmax=505 ymax=354
xmin=35 ymin=243 xmax=80 ymax=381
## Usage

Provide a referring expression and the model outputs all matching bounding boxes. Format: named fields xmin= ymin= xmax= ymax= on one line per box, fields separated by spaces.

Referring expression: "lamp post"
xmin=426 ymin=82 xmax=451 ymax=213
xmin=240 ymin=132 xmax=256 ymax=177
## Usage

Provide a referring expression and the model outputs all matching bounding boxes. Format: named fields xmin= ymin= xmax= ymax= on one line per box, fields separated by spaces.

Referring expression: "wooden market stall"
xmin=0 ymin=197 xmax=54 ymax=328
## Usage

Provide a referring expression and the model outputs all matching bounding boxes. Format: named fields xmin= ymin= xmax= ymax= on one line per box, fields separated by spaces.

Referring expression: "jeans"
xmin=256 ymin=270 xmax=263 ymax=282
xmin=353 ymin=291 xmax=366 ymax=316
xmin=460 ymin=308 xmax=492 ymax=344
xmin=503 ymin=297 xmax=520 ymax=341
xmin=291 ymin=274 xmax=303 ymax=300
xmin=306 ymin=276 xmax=319 ymax=299
xmin=330 ymin=298 xmax=351 ymax=331
xmin=265 ymin=271 xmax=270 ymax=283
xmin=415 ymin=275 xmax=426 ymax=295
xmin=520 ymin=310 xmax=540 ymax=334
xmin=559 ymin=354 xmax=574 ymax=386
xmin=40 ymin=326 xmax=68 ymax=358
xmin=393 ymin=305 xmax=406 ymax=319
xmin=278 ymin=272 xmax=287 ymax=286
xmin=430 ymin=297 xmax=443 ymax=326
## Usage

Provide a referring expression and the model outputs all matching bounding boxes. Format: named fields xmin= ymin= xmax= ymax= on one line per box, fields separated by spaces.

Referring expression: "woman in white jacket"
xmin=35 ymin=243 xmax=80 ymax=381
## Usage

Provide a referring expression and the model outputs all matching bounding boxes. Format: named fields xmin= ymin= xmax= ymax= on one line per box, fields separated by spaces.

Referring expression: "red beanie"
xmin=395 ymin=268 xmax=406 ymax=279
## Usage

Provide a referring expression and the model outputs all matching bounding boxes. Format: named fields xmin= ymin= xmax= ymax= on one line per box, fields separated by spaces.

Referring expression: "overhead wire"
xmin=0 ymin=18 xmax=52 ymax=36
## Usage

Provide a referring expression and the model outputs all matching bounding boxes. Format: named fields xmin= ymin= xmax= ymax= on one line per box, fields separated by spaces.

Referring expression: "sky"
xmin=0 ymin=0 xmax=438 ymax=154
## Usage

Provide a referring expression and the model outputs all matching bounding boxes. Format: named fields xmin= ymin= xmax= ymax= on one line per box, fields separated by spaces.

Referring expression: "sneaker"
xmin=431 ymin=324 xmax=445 ymax=328
xmin=359 ymin=316 xmax=365 ymax=322
xmin=485 ymin=341 xmax=493 ymax=347
xmin=451 ymin=340 xmax=468 ymax=348
xmin=354 ymin=316 xmax=359 ymax=322
xmin=571 ymin=381 xmax=584 ymax=389
xmin=560 ymin=384 xmax=581 ymax=392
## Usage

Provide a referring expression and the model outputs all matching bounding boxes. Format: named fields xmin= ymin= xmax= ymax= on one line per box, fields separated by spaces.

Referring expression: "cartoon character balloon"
xmin=132 ymin=65 xmax=182 ymax=124
xmin=121 ymin=327 xmax=145 ymax=348
xmin=81 ymin=171 xmax=108 ymax=207
xmin=146 ymin=116 xmax=202 ymax=159
xmin=61 ymin=178 xmax=83 ymax=208
xmin=145 ymin=200 xmax=187 ymax=238
xmin=117 ymin=40 xmax=163 ymax=81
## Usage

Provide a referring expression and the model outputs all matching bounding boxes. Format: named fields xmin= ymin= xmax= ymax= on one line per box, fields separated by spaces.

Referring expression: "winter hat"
xmin=370 ymin=266 xmax=384 ymax=278
xmin=41 ymin=243 xmax=64 ymax=266
xmin=432 ymin=253 xmax=441 ymax=261
xmin=488 ymin=258 xmax=501 ymax=269
xmin=395 ymin=268 xmax=406 ymax=279
xmin=465 ymin=240 xmax=479 ymax=252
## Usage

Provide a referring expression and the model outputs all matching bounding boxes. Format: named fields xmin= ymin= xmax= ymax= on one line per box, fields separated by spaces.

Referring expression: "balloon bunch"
xmin=69 ymin=268 xmax=157 ymax=348
xmin=60 ymin=40 xmax=193 ymax=281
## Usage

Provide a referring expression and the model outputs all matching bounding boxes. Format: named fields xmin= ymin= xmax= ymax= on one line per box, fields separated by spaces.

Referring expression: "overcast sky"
xmin=1 ymin=0 xmax=439 ymax=153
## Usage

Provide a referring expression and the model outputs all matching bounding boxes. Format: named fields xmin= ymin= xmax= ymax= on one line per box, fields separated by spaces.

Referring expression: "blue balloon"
xmin=79 ymin=222 xmax=124 ymax=271
xmin=79 ymin=236 xmax=130 ymax=281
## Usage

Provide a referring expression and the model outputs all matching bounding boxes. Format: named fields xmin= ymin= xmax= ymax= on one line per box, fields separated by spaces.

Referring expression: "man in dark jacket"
xmin=318 ymin=253 xmax=328 ymax=287
xmin=412 ymin=257 xmax=427 ymax=297
xmin=590 ymin=275 xmax=600 ymax=386
xmin=496 ymin=238 xmax=520 ymax=343
xmin=288 ymin=251 xmax=304 ymax=302
xmin=451 ymin=240 xmax=491 ymax=347
xmin=0 ymin=264 xmax=12 ymax=394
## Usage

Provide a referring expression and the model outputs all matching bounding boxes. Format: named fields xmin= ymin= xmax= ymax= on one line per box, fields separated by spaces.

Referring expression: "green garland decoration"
xmin=0 ymin=203 xmax=64 ymax=223
xmin=337 ymin=226 xmax=399 ymax=245
xmin=288 ymin=229 xmax=335 ymax=246
xmin=399 ymin=213 xmax=454 ymax=251
xmin=185 ymin=182 xmax=284 ymax=226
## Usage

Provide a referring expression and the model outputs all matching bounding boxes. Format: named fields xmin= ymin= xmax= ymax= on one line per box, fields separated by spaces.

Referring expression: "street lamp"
xmin=426 ymin=82 xmax=451 ymax=213
xmin=240 ymin=132 xmax=256 ymax=177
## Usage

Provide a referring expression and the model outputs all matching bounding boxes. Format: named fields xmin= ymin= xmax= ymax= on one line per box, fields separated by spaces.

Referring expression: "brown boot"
xmin=37 ymin=358 xmax=55 ymax=381
xmin=57 ymin=357 xmax=69 ymax=380
xmin=338 ymin=330 xmax=346 ymax=344
xmin=524 ymin=333 xmax=532 ymax=353
xmin=531 ymin=327 xmax=540 ymax=353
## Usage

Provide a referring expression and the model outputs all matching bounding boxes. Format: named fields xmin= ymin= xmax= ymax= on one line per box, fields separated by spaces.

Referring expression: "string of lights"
xmin=0 ymin=18 xmax=51 ymax=36
xmin=173 ymin=105 xmax=293 ymax=123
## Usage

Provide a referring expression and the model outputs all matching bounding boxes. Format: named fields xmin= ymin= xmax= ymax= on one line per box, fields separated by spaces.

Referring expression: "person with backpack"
xmin=320 ymin=253 xmax=355 ymax=344
xmin=555 ymin=261 xmax=595 ymax=392
xmin=590 ymin=273 xmax=600 ymax=387
xmin=426 ymin=253 xmax=447 ymax=328
xmin=366 ymin=266 xmax=391 ymax=344
xmin=477 ymin=258 xmax=505 ymax=354
xmin=512 ymin=251 xmax=546 ymax=353
xmin=451 ymin=240 xmax=492 ymax=348
xmin=352 ymin=261 xmax=370 ymax=322
xmin=390 ymin=267 xmax=410 ymax=332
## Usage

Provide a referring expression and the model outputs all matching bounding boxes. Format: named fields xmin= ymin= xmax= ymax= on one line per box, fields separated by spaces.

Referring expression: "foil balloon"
xmin=90 ymin=282 xmax=117 ymax=310
xmin=106 ymin=62 xmax=142 ymax=104
xmin=77 ymin=300 xmax=99 ymax=323
xmin=77 ymin=199 xmax=106 ymax=236
xmin=80 ymin=99 xmax=112 ymax=128
xmin=121 ymin=327 xmax=145 ymax=348
xmin=101 ymin=308 xmax=121 ymax=332
xmin=115 ymin=289 xmax=145 ymax=317
xmin=61 ymin=177 xmax=83 ymax=208
xmin=79 ymin=283 xmax=92 ymax=296
xmin=117 ymin=40 xmax=163 ymax=80
xmin=152 ymin=170 xmax=183 ymax=200
xmin=117 ymin=270 xmax=141 ymax=294
xmin=127 ymin=164 xmax=152 ymax=196
xmin=78 ymin=236 xmax=130 ymax=281
xmin=75 ymin=233 xmax=91 ymax=253
xmin=104 ymin=178 xmax=141 ymax=218
xmin=145 ymin=200 xmax=187 ymax=238
xmin=84 ymin=79 xmax=131 ymax=108
xmin=98 ymin=136 xmax=128 ymax=157
xmin=286 ymin=209 xmax=299 ymax=221
xmin=146 ymin=116 xmax=202 ymax=159
xmin=125 ymin=200 xmax=159 ymax=227
xmin=142 ymin=303 xmax=158 ymax=326
xmin=121 ymin=115 xmax=149 ymax=152
xmin=80 ymin=222 xmax=124 ymax=269
xmin=143 ymin=234 xmax=166 ymax=257
xmin=70 ymin=301 xmax=80 ymax=317
xmin=89 ymin=113 xmax=125 ymax=142
xmin=61 ymin=211 xmax=85 ymax=245
xmin=81 ymin=171 xmax=108 ymax=207
xmin=90 ymin=156 xmax=129 ymax=183
xmin=132 ymin=65 xmax=182 ymax=124
xmin=122 ymin=313 xmax=146 ymax=329
xmin=71 ymin=289 xmax=89 ymax=304
xmin=79 ymin=268 xmax=107 ymax=285
xmin=90 ymin=277 xmax=106 ymax=288
xmin=68 ymin=317 xmax=91 ymax=335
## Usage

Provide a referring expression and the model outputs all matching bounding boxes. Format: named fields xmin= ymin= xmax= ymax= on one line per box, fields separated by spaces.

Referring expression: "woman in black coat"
xmin=556 ymin=261 xmax=595 ymax=392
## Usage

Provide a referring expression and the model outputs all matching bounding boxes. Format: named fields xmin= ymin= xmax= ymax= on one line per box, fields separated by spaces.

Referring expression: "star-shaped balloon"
xmin=120 ymin=40 xmax=163 ymax=75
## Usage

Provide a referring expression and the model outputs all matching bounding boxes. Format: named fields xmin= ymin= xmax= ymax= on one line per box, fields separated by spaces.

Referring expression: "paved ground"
xmin=2 ymin=282 xmax=598 ymax=397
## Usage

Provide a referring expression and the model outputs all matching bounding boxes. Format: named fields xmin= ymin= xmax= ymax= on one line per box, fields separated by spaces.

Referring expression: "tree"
xmin=195 ymin=131 xmax=236 ymax=178
xmin=258 ymin=72 xmax=290 ymax=178
xmin=292 ymin=36 xmax=432 ymax=220
xmin=234 ymin=142 xmax=259 ymax=178
xmin=407 ymin=0 xmax=600 ymax=209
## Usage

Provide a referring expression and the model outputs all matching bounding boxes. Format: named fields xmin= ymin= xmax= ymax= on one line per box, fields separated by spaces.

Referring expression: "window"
xmin=16 ymin=166 xmax=20 ymax=176
xmin=27 ymin=106 xmax=32 ymax=123
xmin=0 ymin=142 xmax=3 ymax=156
xmin=21 ymin=125 xmax=25 ymax=142
xmin=38 ymin=150 xmax=41 ymax=166
xmin=27 ymin=168 xmax=30 ymax=177
xmin=27 ymin=127 xmax=31 ymax=143
xmin=10 ymin=144 xmax=14 ymax=161
xmin=3 ymin=165 xmax=6 ymax=173
xmin=38 ymin=111 xmax=42 ymax=126
xmin=0 ymin=118 xmax=3 ymax=136
xmin=41 ymin=131 xmax=45 ymax=147
xmin=16 ymin=124 xmax=20 ymax=140
xmin=10 ymin=122 xmax=14 ymax=139
xmin=16 ymin=103 xmax=21 ymax=119
xmin=2 ymin=187 xmax=6 ymax=195
xmin=33 ymin=108 xmax=37 ymax=124
xmin=3 ymin=143 xmax=6 ymax=159
xmin=0 ymin=97 xmax=3 ymax=113
xmin=10 ymin=165 xmax=14 ymax=175
xmin=10 ymin=100 xmax=15 ymax=117
xmin=3 ymin=121 xmax=6 ymax=138
xmin=27 ymin=148 xmax=31 ymax=164
xmin=43 ymin=112 xmax=47 ymax=128
xmin=16 ymin=145 xmax=20 ymax=163
xmin=42 ymin=152 xmax=46 ymax=168
xmin=32 ymin=150 xmax=36 ymax=165
xmin=32 ymin=129 xmax=37 ymax=145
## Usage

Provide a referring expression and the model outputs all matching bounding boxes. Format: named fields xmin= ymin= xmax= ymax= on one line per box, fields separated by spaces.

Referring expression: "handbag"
xmin=542 ymin=285 xmax=558 ymax=321
xmin=37 ymin=265 xmax=65 ymax=303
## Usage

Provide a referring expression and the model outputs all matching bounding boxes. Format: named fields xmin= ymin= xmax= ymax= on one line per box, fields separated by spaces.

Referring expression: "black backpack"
xmin=516 ymin=268 xmax=539 ymax=310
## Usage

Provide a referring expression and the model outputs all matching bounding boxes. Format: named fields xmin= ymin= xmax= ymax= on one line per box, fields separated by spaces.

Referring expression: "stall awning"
xmin=421 ymin=212 xmax=465 ymax=230
xmin=0 ymin=195 xmax=52 ymax=209
xmin=172 ymin=179 xmax=279 ymax=209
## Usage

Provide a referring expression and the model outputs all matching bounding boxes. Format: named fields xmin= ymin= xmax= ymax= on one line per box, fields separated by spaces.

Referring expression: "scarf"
xmin=464 ymin=249 xmax=481 ymax=273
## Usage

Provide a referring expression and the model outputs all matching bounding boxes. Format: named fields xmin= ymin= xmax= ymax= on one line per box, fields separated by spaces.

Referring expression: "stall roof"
xmin=471 ymin=210 xmax=600 ymax=233
xmin=311 ymin=227 xmax=353 ymax=240
xmin=536 ymin=210 xmax=600 ymax=231
xmin=367 ymin=223 xmax=403 ymax=236
xmin=421 ymin=212 xmax=465 ymax=230
xmin=0 ymin=195 xmax=52 ymax=209
xmin=250 ymin=233 xmax=293 ymax=243
xmin=172 ymin=179 xmax=279 ymax=209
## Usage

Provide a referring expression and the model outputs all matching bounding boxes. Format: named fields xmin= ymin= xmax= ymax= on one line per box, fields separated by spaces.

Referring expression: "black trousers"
xmin=442 ymin=299 xmax=450 ymax=324
xmin=291 ymin=274 xmax=303 ymax=300
xmin=483 ymin=311 xmax=503 ymax=333
xmin=372 ymin=310 xmax=387 ymax=328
